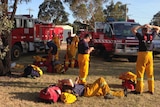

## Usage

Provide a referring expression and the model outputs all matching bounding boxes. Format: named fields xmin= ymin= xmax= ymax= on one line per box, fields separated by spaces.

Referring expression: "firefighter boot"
xmin=104 ymin=94 xmax=114 ymax=99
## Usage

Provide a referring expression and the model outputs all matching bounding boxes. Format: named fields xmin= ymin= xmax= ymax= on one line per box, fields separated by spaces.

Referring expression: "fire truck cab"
xmin=89 ymin=21 xmax=140 ymax=62
xmin=11 ymin=15 xmax=63 ymax=60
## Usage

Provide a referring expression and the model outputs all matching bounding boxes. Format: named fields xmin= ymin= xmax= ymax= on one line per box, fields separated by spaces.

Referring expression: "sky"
xmin=15 ymin=0 xmax=160 ymax=25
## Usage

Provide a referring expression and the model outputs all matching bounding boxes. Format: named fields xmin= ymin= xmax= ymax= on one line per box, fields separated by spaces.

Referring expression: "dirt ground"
xmin=1 ymin=43 xmax=160 ymax=107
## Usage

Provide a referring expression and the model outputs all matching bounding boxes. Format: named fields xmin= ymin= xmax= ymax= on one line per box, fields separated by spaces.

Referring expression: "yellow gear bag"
xmin=30 ymin=64 xmax=43 ymax=76
xmin=119 ymin=71 xmax=137 ymax=82
xmin=60 ymin=92 xmax=77 ymax=104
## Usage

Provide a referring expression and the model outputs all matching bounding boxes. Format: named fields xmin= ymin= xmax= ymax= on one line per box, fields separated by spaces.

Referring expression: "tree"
xmin=64 ymin=0 xmax=108 ymax=30
xmin=0 ymin=0 xmax=31 ymax=76
xmin=38 ymin=0 xmax=69 ymax=25
xmin=104 ymin=0 xmax=128 ymax=21
xmin=151 ymin=11 xmax=160 ymax=26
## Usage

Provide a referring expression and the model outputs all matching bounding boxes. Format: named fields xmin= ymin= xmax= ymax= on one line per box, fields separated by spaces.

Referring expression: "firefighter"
xmin=131 ymin=24 xmax=160 ymax=94
xmin=77 ymin=34 xmax=94 ymax=85
xmin=64 ymin=32 xmax=73 ymax=69
xmin=69 ymin=35 xmax=79 ymax=68
xmin=58 ymin=77 xmax=126 ymax=99
xmin=52 ymin=34 xmax=61 ymax=61
xmin=46 ymin=40 xmax=58 ymax=65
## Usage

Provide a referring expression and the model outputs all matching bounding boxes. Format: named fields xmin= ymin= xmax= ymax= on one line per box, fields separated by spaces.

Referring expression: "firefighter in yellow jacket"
xmin=131 ymin=24 xmax=160 ymax=94
xmin=65 ymin=32 xmax=73 ymax=68
xmin=77 ymin=34 xmax=94 ymax=84
xmin=69 ymin=35 xmax=79 ymax=68
xmin=52 ymin=35 xmax=60 ymax=61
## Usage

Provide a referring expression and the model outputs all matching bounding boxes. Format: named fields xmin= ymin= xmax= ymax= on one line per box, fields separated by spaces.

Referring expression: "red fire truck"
xmin=80 ymin=21 xmax=140 ymax=62
xmin=11 ymin=14 xmax=63 ymax=60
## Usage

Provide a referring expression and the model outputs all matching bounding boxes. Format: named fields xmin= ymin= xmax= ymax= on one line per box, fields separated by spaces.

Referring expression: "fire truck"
xmin=80 ymin=21 xmax=140 ymax=62
xmin=11 ymin=14 xmax=63 ymax=60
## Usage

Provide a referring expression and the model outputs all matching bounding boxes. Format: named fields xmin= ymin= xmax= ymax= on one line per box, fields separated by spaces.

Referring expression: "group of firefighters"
xmin=45 ymin=31 xmax=79 ymax=72
xmin=45 ymin=32 xmax=126 ymax=99
xmin=44 ymin=23 xmax=160 ymax=100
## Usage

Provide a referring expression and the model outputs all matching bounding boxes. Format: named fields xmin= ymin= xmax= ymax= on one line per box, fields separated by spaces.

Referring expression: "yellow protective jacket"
xmin=52 ymin=36 xmax=60 ymax=49
xmin=52 ymin=35 xmax=60 ymax=60
xmin=33 ymin=55 xmax=46 ymax=62
xmin=119 ymin=71 xmax=137 ymax=82
xmin=70 ymin=36 xmax=79 ymax=58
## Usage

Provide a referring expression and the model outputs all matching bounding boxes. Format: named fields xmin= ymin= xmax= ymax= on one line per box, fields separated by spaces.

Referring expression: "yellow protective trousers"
xmin=136 ymin=51 xmax=154 ymax=93
xmin=84 ymin=77 xmax=124 ymax=97
xmin=78 ymin=54 xmax=90 ymax=84
xmin=64 ymin=54 xmax=70 ymax=68
xmin=65 ymin=42 xmax=78 ymax=68
xmin=65 ymin=45 xmax=72 ymax=68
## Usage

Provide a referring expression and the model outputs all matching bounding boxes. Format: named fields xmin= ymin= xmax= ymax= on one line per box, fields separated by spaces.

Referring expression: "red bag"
xmin=39 ymin=85 xmax=61 ymax=103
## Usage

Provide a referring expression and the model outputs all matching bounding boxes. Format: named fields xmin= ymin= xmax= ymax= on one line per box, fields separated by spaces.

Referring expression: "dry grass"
xmin=1 ymin=43 xmax=160 ymax=107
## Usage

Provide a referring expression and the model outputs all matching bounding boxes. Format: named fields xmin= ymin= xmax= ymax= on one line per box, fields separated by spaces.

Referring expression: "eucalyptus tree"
xmin=64 ymin=0 xmax=108 ymax=30
xmin=104 ymin=0 xmax=128 ymax=21
xmin=38 ymin=0 xmax=69 ymax=25
xmin=0 ymin=0 xmax=31 ymax=75
xmin=151 ymin=11 xmax=160 ymax=26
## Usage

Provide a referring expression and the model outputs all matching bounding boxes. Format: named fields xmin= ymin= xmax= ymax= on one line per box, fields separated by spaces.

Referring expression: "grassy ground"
xmin=1 ymin=43 xmax=160 ymax=107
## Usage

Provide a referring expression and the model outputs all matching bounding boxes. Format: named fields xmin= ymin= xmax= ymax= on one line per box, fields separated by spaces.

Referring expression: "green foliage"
xmin=151 ymin=11 xmax=160 ymax=26
xmin=38 ymin=0 xmax=69 ymax=24
xmin=104 ymin=0 xmax=128 ymax=21
xmin=0 ymin=16 xmax=14 ymax=34
xmin=0 ymin=0 xmax=30 ymax=76
xmin=64 ymin=0 xmax=107 ymax=30
xmin=0 ymin=2 xmax=14 ymax=35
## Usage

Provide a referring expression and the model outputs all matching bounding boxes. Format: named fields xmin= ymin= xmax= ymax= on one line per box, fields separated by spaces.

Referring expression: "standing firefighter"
xmin=69 ymin=35 xmax=79 ymax=68
xmin=131 ymin=24 xmax=160 ymax=94
xmin=52 ymin=34 xmax=61 ymax=61
xmin=77 ymin=34 xmax=94 ymax=85
xmin=65 ymin=32 xmax=79 ymax=69
xmin=64 ymin=32 xmax=73 ymax=69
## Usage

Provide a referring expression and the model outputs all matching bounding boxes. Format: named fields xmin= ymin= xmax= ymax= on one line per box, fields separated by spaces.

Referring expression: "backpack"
xmin=60 ymin=92 xmax=77 ymax=104
xmin=39 ymin=85 xmax=61 ymax=103
xmin=30 ymin=64 xmax=43 ymax=76
xmin=119 ymin=71 xmax=137 ymax=82
xmin=119 ymin=71 xmax=136 ymax=90
xmin=23 ymin=65 xmax=43 ymax=78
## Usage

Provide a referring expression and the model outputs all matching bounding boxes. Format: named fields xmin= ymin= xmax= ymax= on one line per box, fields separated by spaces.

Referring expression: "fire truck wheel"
xmin=128 ymin=56 xmax=137 ymax=62
xmin=11 ymin=45 xmax=22 ymax=61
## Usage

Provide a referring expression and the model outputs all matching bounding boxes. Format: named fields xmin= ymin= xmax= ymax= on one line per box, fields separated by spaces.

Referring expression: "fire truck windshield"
xmin=113 ymin=23 xmax=139 ymax=38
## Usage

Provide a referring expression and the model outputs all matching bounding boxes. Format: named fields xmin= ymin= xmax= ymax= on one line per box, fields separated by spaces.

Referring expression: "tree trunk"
xmin=0 ymin=0 xmax=11 ymax=76
xmin=0 ymin=32 xmax=11 ymax=76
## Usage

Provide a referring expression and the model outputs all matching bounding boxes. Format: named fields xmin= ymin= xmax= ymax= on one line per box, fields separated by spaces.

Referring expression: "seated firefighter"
xmin=57 ymin=77 xmax=127 ymax=99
